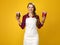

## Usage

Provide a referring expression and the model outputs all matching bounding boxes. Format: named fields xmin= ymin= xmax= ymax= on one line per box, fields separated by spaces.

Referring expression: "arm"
xmin=36 ymin=16 xmax=43 ymax=29
xmin=36 ymin=11 xmax=47 ymax=29
xmin=18 ymin=16 xmax=26 ymax=29
xmin=16 ymin=12 xmax=26 ymax=29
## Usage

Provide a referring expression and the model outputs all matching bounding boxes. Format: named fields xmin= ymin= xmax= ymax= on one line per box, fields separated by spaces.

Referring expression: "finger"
xmin=16 ymin=12 xmax=20 ymax=17
xmin=42 ymin=12 xmax=47 ymax=17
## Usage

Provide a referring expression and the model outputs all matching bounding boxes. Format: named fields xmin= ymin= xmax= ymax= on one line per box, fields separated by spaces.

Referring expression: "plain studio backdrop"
xmin=0 ymin=0 xmax=60 ymax=45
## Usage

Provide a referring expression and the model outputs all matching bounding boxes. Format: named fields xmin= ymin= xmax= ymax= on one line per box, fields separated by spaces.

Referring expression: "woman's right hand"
xmin=16 ymin=12 xmax=20 ymax=20
xmin=16 ymin=12 xmax=21 ymax=25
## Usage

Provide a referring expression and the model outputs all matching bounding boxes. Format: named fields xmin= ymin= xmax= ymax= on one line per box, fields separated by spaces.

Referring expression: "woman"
xmin=16 ymin=3 xmax=47 ymax=45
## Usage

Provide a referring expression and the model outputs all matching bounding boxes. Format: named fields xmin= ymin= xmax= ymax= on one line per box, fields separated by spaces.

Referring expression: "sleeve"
xmin=19 ymin=15 xmax=26 ymax=29
xmin=36 ymin=15 xmax=43 ymax=29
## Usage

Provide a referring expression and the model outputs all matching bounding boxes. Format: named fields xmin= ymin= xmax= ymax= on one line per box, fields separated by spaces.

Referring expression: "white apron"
xmin=23 ymin=17 xmax=39 ymax=45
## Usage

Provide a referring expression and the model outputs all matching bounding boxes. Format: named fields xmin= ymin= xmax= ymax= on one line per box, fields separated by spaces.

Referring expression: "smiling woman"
xmin=0 ymin=0 xmax=60 ymax=45
xmin=16 ymin=2 xmax=47 ymax=45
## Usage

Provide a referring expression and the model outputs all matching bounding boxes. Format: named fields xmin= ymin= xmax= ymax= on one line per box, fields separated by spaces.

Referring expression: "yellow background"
xmin=0 ymin=0 xmax=60 ymax=45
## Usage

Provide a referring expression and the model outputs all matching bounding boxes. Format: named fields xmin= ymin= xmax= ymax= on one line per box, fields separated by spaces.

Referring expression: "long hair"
xmin=27 ymin=3 xmax=36 ymax=16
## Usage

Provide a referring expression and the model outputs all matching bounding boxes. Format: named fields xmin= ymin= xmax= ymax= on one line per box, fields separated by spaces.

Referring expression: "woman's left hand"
xmin=42 ymin=11 xmax=47 ymax=20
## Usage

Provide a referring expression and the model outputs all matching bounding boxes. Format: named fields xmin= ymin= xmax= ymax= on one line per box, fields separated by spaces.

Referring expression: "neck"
xmin=29 ymin=12 xmax=34 ymax=17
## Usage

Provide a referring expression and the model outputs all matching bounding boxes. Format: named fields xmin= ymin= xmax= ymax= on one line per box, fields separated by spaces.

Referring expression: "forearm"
xmin=41 ymin=17 xmax=46 ymax=25
xmin=17 ymin=19 xmax=25 ymax=29
xmin=17 ymin=19 xmax=21 ymax=25
xmin=17 ymin=19 xmax=23 ymax=28
xmin=41 ymin=11 xmax=47 ymax=25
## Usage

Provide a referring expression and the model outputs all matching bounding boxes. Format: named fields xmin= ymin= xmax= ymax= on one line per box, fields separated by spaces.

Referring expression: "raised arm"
xmin=36 ymin=15 xmax=43 ymax=29
xmin=16 ymin=12 xmax=26 ymax=29
xmin=18 ymin=15 xmax=26 ymax=29
xmin=36 ymin=11 xmax=47 ymax=29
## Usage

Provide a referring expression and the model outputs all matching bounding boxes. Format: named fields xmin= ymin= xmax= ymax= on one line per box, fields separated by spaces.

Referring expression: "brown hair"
xmin=27 ymin=3 xmax=36 ymax=16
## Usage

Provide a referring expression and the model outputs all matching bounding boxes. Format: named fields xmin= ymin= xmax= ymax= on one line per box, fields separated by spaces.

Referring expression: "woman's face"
xmin=27 ymin=4 xmax=34 ymax=13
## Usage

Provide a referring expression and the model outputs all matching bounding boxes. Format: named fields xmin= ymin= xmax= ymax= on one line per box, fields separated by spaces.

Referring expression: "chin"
xmin=29 ymin=11 xmax=33 ymax=13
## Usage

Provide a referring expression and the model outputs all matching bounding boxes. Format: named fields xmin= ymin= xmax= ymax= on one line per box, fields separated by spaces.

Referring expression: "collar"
xmin=26 ymin=13 xmax=35 ymax=18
